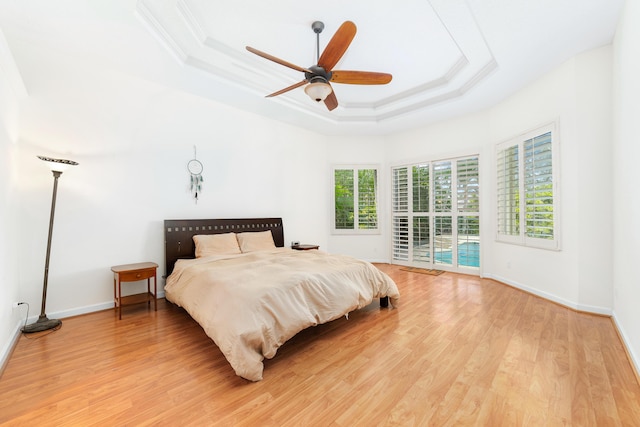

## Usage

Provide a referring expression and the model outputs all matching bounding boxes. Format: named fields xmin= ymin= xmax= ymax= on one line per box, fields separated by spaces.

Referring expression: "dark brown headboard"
xmin=163 ymin=218 xmax=284 ymax=277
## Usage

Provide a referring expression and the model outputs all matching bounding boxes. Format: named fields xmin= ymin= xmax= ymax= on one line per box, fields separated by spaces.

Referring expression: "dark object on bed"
xmin=164 ymin=218 xmax=284 ymax=277
xmin=163 ymin=217 xmax=389 ymax=307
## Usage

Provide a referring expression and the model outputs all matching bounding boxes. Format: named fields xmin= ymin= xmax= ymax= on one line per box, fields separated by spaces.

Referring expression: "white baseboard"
xmin=484 ymin=273 xmax=612 ymax=316
xmin=0 ymin=319 xmax=24 ymax=375
xmin=611 ymin=311 xmax=640 ymax=382
xmin=38 ymin=291 xmax=167 ymax=322
xmin=50 ymin=301 xmax=115 ymax=320
xmin=480 ymin=274 xmax=640 ymax=380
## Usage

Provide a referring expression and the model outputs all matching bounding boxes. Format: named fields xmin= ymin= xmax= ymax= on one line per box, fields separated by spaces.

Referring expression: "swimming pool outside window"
xmin=392 ymin=155 xmax=480 ymax=272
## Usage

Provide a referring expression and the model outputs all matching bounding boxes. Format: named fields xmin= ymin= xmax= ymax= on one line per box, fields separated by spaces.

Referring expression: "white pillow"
xmin=193 ymin=233 xmax=241 ymax=258
xmin=236 ymin=230 xmax=276 ymax=253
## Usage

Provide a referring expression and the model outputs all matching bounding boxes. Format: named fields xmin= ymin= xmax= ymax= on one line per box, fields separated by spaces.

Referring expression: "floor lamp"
xmin=22 ymin=155 xmax=79 ymax=334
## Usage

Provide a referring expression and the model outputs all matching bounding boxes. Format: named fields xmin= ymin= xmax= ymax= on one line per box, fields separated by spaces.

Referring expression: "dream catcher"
xmin=187 ymin=146 xmax=203 ymax=203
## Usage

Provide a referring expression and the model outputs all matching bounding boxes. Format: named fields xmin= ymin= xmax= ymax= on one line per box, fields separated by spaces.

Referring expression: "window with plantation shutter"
xmin=393 ymin=167 xmax=408 ymax=213
xmin=334 ymin=169 xmax=354 ymax=230
xmin=412 ymin=165 xmax=429 ymax=212
xmin=393 ymin=216 xmax=409 ymax=261
xmin=358 ymin=169 xmax=378 ymax=230
xmin=412 ymin=216 xmax=430 ymax=262
xmin=457 ymin=157 xmax=479 ymax=213
xmin=497 ymin=145 xmax=519 ymax=236
xmin=458 ymin=216 xmax=480 ymax=267
xmin=456 ymin=157 xmax=480 ymax=267
xmin=332 ymin=166 xmax=379 ymax=234
xmin=433 ymin=161 xmax=452 ymax=212
xmin=392 ymin=155 xmax=480 ymax=271
xmin=411 ymin=164 xmax=430 ymax=263
xmin=392 ymin=167 xmax=409 ymax=260
xmin=496 ymin=123 xmax=559 ymax=250
xmin=524 ymin=132 xmax=553 ymax=240
xmin=434 ymin=216 xmax=453 ymax=266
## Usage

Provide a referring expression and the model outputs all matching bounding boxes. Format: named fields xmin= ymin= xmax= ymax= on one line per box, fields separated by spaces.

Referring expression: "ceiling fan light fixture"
xmin=304 ymin=81 xmax=332 ymax=102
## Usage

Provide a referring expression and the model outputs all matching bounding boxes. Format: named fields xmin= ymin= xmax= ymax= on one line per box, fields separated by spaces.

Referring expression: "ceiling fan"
xmin=246 ymin=21 xmax=392 ymax=111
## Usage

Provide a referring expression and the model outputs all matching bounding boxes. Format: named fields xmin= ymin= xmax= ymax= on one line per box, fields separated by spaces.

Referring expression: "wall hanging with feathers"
xmin=187 ymin=146 xmax=203 ymax=203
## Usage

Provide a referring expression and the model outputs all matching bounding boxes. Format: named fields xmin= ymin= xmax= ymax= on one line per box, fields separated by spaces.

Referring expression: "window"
xmin=496 ymin=122 xmax=559 ymax=250
xmin=392 ymin=167 xmax=409 ymax=258
xmin=392 ymin=155 xmax=480 ymax=271
xmin=333 ymin=166 xmax=379 ymax=234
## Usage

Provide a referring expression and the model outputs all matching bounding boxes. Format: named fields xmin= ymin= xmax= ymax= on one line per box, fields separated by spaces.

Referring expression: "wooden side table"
xmin=291 ymin=244 xmax=320 ymax=250
xmin=111 ymin=262 xmax=158 ymax=320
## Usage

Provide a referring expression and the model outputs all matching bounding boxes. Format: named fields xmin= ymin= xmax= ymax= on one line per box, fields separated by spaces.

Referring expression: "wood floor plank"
xmin=1 ymin=264 xmax=639 ymax=426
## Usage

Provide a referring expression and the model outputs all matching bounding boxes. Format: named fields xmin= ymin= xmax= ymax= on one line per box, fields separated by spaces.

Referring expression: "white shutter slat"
xmin=457 ymin=156 xmax=479 ymax=213
xmin=393 ymin=167 xmax=408 ymax=213
xmin=497 ymin=145 xmax=520 ymax=236
xmin=392 ymin=215 xmax=409 ymax=261
xmin=433 ymin=161 xmax=452 ymax=213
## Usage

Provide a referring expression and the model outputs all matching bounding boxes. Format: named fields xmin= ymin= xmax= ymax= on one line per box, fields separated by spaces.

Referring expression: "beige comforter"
xmin=164 ymin=248 xmax=400 ymax=381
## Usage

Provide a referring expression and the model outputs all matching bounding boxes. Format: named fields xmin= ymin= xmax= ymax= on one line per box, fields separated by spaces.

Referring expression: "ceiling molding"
xmin=136 ymin=0 xmax=496 ymax=123
xmin=136 ymin=1 xmax=188 ymax=63
xmin=347 ymin=56 xmax=470 ymax=110
xmin=0 ymin=0 xmax=621 ymax=137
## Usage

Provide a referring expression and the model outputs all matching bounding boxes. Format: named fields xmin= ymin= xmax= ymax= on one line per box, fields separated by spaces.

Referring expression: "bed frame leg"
xmin=380 ymin=296 xmax=389 ymax=308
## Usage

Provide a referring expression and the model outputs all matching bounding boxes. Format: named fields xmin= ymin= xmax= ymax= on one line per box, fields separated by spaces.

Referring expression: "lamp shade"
xmin=38 ymin=155 xmax=79 ymax=172
xmin=304 ymin=82 xmax=333 ymax=102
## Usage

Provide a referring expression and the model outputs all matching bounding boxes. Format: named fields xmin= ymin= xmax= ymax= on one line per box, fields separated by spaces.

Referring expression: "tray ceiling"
xmin=0 ymin=0 xmax=624 ymax=136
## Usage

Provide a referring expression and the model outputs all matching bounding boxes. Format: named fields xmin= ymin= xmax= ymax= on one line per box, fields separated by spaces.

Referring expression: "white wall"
xmin=490 ymin=47 xmax=614 ymax=313
xmin=326 ymin=135 xmax=388 ymax=261
xmin=384 ymin=46 xmax=614 ymax=314
xmin=574 ymin=48 xmax=614 ymax=311
xmin=9 ymin=48 xmax=332 ymax=321
xmin=0 ymin=113 xmax=19 ymax=371
xmin=612 ymin=0 xmax=640 ymax=376
xmin=0 ymin=26 xmax=25 ymax=368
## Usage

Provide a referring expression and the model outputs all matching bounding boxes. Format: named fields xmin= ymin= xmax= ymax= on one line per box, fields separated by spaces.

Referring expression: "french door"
xmin=392 ymin=156 xmax=480 ymax=273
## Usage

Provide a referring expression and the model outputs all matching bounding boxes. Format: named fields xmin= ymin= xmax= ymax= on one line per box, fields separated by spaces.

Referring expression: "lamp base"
xmin=21 ymin=315 xmax=62 ymax=334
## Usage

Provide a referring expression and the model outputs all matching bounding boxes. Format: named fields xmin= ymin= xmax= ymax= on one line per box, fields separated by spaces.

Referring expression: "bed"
xmin=163 ymin=218 xmax=400 ymax=381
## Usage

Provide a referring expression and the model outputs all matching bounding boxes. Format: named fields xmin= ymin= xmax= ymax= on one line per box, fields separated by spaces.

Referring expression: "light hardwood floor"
xmin=1 ymin=265 xmax=639 ymax=426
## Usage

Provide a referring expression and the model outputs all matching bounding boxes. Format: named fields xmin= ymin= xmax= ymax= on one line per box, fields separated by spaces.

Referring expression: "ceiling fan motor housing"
xmin=305 ymin=65 xmax=332 ymax=83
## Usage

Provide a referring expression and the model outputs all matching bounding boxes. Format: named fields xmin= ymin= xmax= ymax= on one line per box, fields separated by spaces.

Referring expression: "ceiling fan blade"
xmin=324 ymin=90 xmax=338 ymax=111
xmin=246 ymin=46 xmax=312 ymax=74
xmin=317 ymin=21 xmax=357 ymax=72
xmin=265 ymin=80 xmax=308 ymax=98
xmin=331 ymin=70 xmax=393 ymax=85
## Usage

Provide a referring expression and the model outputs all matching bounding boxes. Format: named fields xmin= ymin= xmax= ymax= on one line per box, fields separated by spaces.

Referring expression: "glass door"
xmin=392 ymin=156 xmax=480 ymax=272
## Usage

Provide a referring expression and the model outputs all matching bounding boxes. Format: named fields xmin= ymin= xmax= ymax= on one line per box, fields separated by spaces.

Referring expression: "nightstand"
xmin=291 ymin=244 xmax=320 ymax=250
xmin=111 ymin=262 xmax=158 ymax=320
